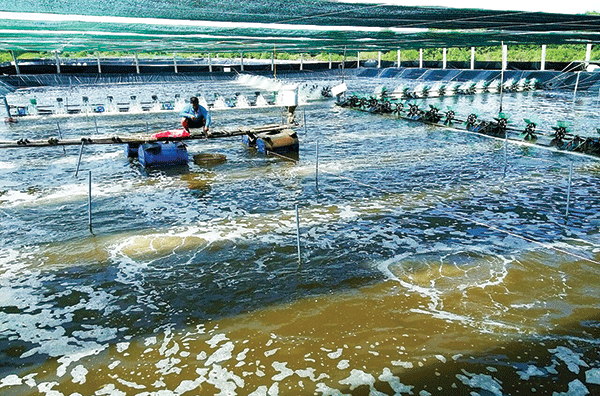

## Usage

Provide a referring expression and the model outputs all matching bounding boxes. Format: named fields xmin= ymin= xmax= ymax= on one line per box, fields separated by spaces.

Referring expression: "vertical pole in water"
xmin=574 ymin=71 xmax=581 ymax=100
xmin=419 ymin=48 xmax=423 ymax=68
xmin=2 ymin=96 xmax=11 ymax=119
xmin=315 ymin=140 xmax=319 ymax=192
xmin=75 ymin=141 xmax=85 ymax=177
xmin=10 ymin=51 xmax=20 ymax=75
xmin=342 ymin=46 xmax=346 ymax=83
xmin=295 ymin=204 xmax=301 ymax=262
xmin=173 ymin=52 xmax=178 ymax=73
xmin=357 ymin=52 xmax=360 ymax=68
xmin=240 ymin=51 xmax=244 ymax=72
xmin=96 ymin=52 xmax=102 ymax=74
xmin=499 ymin=42 xmax=506 ymax=114
xmin=566 ymin=162 xmax=573 ymax=218
xmin=88 ymin=170 xmax=93 ymax=233
xmin=209 ymin=53 xmax=213 ymax=73
xmin=585 ymin=43 xmax=592 ymax=68
xmin=134 ymin=52 xmax=140 ymax=74
xmin=54 ymin=51 xmax=61 ymax=74
xmin=397 ymin=49 xmax=401 ymax=68
xmin=442 ymin=48 xmax=447 ymax=69
xmin=470 ymin=47 xmax=475 ymax=70
xmin=540 ymin=44 xmax=547 ymax=71
xmin=329 ymin=53 xmax=332 ymax=70
xmin=378 ymin=51 xmax=382 ymax=68
xmin=57 ymin=121 xmax=66 ymax=154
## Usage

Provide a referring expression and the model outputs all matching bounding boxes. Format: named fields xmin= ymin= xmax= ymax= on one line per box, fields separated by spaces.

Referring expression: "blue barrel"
xmin=125 ymin=143 xmax=140 ymax=158
xmin=138 ymin=142 xmax=188 ymax=167
xmin=241 ymin=134 xmax=256 ymax=147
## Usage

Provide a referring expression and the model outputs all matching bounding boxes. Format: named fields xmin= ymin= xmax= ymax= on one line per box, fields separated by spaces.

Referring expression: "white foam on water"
xmin=271 ymin=361 xmax=294 ymax=381
xmin=338 ymin=369 xmax=375 ymax=391
xmin=586 ymin=368 xmax=600 ymax=385
xmin=455 ymin=371 xmax=503 ymax=396
xmin=205 ymin=342 xmax=235 ymax=366
xmin=0 ymin=374 xmax=22 ymax=388
xmin=550 ymin=346 xmax=588 ymax=374
xmin=379 ymin=368 xmax=414 ymax=395
xmin=553 ymin=379 xmax=589 ymax=396
xmin=70 ymin=365 xmax=88 ymax=384
xmin=206 ymin=364 xmax=245 ymax=395
xmin=517 ymin=365 xmax=545 ymax=381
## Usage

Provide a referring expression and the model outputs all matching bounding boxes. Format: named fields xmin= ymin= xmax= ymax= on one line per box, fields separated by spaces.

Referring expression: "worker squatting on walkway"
xmin=179 ymin=96 xmax=211 ymax=135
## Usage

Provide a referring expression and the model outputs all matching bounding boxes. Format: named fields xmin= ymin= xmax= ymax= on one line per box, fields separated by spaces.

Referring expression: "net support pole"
xmin=2 ymin=96 xmax=11 ymax=119
xmin=295 ymin=204 xmax=301 ymax=263
xmin=75 ymin=141 xmax=85 ymax=177
xmin=378 ymin=51 xmax=381 ymax=68
xmin=574 ymin=71 xmax=581 ymax=100
xmin=57 ymin=121 xmax=66 ymax=154
xmin=55 ymin=51 xmax=61 ymax=74
xmin=95 ymin=52 xmax=101 ymax=74
xmin=300 ymin=53 xmax=303 ymax=71
xmin=10 ymin=51 xmax=20 ymax=75
xmin=315 ymin=140 xmax=319 ymax=192
xmin=209 ymin=53 xmax=213 ymax=73
xmin=134 ymin=52 xmax=140 ymax=74
xmin=442 ymin=48 xmax=447 ymax=69
xmin=240 ymin=51 xmax=244 ymax=72
xmin=357 ymin=52 xmax=360 ymax=68
xmin=499 ymin=42 xmax=505 ymax=114
xmin=585 ymin=43 xmax=592 ymax=68
xmin=397 ymin=49 xmax=401 ymax=68
xmin=566 ymin=162 xmax=573 ymax=218
xmin=173 ymin=53 xmax=178 ymax=73
xmin=419 ymin=48 xmax=423 ymax=69
xmin=541 ymin=45 xmax=547 ymax=71
xmin=88 ymin=170 xmax=93 ymax=233
xmin=471 ymin=47 xmax=475 ymax=70
xmin=329 ymin=53 xmax=332 ymax=69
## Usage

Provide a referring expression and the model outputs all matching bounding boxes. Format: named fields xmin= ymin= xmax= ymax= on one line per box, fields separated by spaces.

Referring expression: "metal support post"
xmin=442 ymin=48 xmax=447 ymax=69
xmin=55 ymin=51 xmax=61 ymax=74
xmin=541 ymin=45 xmax=546 ymax=71
xmin=88 ymin=171 xmax=93 ymax=233
xmin=10 ymin=51 xmax=20 ymax=75
xmin=134 ymin=52 xmax=140 ymax=74
xmin=75 ymin=141 xmax=85 ymax=177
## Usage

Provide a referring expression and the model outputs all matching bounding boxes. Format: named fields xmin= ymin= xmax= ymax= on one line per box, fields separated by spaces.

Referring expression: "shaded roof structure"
xmin=0 ymin=1 xmax=599 ymax=53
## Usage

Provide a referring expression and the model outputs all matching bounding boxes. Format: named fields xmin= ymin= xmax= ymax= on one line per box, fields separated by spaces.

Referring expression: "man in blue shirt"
xmin=179 ymin=96 xmax=211 ymax=135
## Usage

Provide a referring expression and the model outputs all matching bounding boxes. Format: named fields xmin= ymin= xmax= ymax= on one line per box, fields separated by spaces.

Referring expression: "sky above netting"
xmin=0 ymin=1 xmax=599 ymax=53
